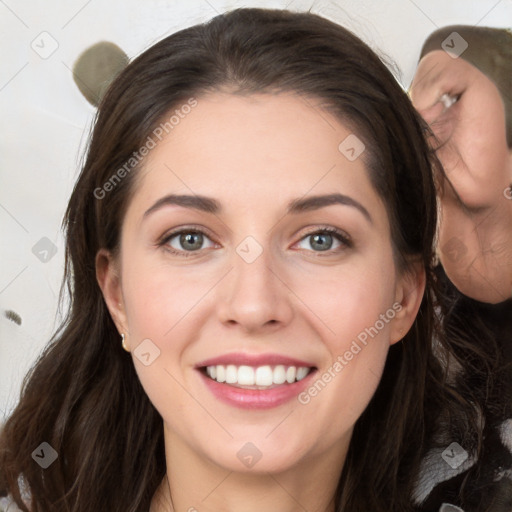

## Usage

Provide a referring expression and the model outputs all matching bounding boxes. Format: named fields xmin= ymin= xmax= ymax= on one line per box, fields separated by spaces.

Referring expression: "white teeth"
xmin=286 ymin=366 xmax=296 ymax=383
xmin=226 ymin=365 xmax=237 ymax=383
xmin=273 ymin=365 xmax=286 ymax=384
xmin=216 ymin=365 xmax=226 ymax=383
xmin=296 ymin=367 xmax=309 ymax=381
xmin=237 ymin=365 xmax=255 ymax=385
xmin=255 ymin=365 xmax=273 ymax=386
xmin=204 ymin=364 xmax=312 ymax=386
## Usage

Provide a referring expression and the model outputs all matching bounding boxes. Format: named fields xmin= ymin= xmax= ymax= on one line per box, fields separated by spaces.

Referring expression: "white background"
xmin=1 ymin=0 xmax=511 ymax=420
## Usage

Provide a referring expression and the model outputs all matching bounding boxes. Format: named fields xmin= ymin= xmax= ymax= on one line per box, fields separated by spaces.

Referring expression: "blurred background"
xmin=1 ymin=0 xmax=511 ymax=421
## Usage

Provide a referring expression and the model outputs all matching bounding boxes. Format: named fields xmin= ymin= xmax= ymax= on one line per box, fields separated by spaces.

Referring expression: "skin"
xmin=410 ymin=50 xmax=512 ymax=303
xmin=96 ymin=92 xmax=424 ymax=512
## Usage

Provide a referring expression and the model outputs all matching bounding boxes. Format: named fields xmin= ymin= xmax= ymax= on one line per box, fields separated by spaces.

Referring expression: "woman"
xmin=0 ymin=8 xmax=504 ymax=511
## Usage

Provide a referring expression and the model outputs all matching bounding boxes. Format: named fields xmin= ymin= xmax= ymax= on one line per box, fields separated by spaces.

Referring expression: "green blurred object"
xmin=72 ymin=41 xmax=129 ymax=107
xmin=420 ymin=26 xmax=512 ymax=148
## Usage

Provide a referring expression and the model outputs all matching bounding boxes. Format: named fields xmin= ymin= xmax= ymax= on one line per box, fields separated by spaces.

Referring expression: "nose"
xmin=216 ymin=242 xmax=294 ymax=334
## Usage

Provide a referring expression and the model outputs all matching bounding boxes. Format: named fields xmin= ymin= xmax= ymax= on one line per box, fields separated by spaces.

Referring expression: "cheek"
xmin=122 ymin=255 xmax=214 ymax=341
xmin=291 ymin=253 xmax=396 ymax=422
xmin=294 ymin=316 xmax=391 ymax=457
xmin=120 ymin=258 xmax=210 ymax=422
xmin=120 ymin=254 xmax=222 ymax=401
xmin=296 ymin=252 xmax=397 ymax=348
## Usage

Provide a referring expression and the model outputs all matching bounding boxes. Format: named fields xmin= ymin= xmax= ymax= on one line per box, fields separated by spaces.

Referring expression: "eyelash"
xmin=158 ymin=225 xmax=352 ymax=258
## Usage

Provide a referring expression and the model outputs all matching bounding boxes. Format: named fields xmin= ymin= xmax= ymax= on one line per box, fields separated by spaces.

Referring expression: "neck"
xmin=151 ymin=425 xmax=350 ymax=512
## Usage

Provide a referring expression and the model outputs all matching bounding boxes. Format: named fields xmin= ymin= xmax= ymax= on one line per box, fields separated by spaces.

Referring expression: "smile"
xmin=196 ymin=353 xmax=317 ymax=409
xmin=204 ymin=364 xmax=312 ymax=388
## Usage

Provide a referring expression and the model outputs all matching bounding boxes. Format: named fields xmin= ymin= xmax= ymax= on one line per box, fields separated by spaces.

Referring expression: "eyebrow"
xmin=143 ymin=193 xmax=372 ymax=223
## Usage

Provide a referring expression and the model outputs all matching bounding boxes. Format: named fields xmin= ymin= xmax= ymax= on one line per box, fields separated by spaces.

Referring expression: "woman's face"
xmin=99 ymin=92 xmax=423 ymax=474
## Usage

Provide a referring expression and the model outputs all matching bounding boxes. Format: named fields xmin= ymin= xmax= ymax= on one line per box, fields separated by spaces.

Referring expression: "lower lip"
xmin=199 ymin=370 xmax=316 ymax=409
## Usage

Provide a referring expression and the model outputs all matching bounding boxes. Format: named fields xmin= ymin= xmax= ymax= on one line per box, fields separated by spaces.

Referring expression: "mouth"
xmin=201 ymin=364 xmax=314 ymax=389
xmin=195 ymin=354 xmax=318 ymax=409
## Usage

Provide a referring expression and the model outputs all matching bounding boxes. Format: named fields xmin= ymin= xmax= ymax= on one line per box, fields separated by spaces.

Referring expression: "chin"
xmin=203 ymin=436 xmax=309 ymax=475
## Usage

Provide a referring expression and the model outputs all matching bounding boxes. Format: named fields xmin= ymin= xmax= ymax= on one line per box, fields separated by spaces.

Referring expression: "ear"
xmin=96 ymin=248 xmax=129 ymax=347
xmin=389 ymin=259 xmax=426 ymax=345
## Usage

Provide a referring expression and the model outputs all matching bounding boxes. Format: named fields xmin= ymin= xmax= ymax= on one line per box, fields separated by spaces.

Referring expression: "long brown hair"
xmin=0 ymin=8 xmax=501 ymax=511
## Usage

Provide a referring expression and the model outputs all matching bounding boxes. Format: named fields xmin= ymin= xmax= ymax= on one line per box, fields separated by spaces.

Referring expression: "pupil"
xmin=311 ymin=233 xmax=332 ymax=251
xmin=181 ymin=232 xmax=202 ymax=250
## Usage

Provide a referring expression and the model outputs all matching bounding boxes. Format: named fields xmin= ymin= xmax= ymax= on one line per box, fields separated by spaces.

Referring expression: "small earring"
xmin=121 ymin=333 xmax=130 ymax=352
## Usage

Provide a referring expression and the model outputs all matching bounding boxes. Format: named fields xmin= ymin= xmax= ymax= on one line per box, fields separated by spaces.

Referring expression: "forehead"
xmin=128 ymin=92 xmax=384 ymax=222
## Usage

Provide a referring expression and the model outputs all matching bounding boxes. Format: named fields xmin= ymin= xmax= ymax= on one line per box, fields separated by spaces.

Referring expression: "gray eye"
xmin=308 ymin=233 xmax=333 ymax=251
xmin=295 ymin=230 xmax=347 ymax=253
xmin=168 ymin=231 xmax=213 ymax=252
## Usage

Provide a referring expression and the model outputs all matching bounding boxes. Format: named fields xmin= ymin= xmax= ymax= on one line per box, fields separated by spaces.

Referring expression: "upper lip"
xmin=195 ymin=352 xmax=316 ymax=368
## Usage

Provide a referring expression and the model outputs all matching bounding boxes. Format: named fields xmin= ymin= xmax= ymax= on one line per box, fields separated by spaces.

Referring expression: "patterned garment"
xmin=413 ymin=419 xmax=512 ymax=511
xmin=412 ymin=267 xmax=512 ymax=511
xmin=0 ymin=496 xmax=22 ymax=511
